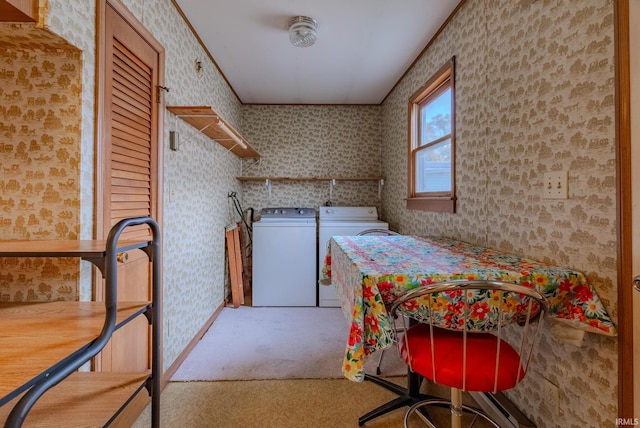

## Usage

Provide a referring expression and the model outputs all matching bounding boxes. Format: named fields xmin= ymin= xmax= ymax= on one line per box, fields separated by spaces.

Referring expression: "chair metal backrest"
xmin=356 ymin=228 xmax=400 ymax=236
xmin=390 ymin=279 xmax=548 ymax=393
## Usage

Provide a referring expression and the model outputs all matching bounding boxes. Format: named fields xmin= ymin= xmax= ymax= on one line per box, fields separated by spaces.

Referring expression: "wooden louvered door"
xmin=99 ymin=0 xmax=162 ymax=376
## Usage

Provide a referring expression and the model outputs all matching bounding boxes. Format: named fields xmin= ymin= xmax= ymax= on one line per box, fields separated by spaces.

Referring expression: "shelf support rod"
xmin=224 ymin=142 xmax=241 ymax=155
xmin=169 ymin=114 xmax=220 ymax=151
xmin=172 ymin=121 xmax=217 ymax=151
xmin=329 ymin=178 xmax=336 ymax=203
xmin=378 ymin=178 xmax=385 ymax=200
xmin=266 ymin=179 xmax=272 ymax=201
xmin=240 ymin=158 xmax=260 ymax=175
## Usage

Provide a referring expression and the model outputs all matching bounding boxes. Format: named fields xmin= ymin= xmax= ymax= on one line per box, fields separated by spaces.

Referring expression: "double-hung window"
xmin=407 ymin=57 xmax=456 ymax=212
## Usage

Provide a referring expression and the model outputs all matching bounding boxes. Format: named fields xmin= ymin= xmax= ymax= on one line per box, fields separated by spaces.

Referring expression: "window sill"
xmin=406 ymin=197 xmax=455 ymax=213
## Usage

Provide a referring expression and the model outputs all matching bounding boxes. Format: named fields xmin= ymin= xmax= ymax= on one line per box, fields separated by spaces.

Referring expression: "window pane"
xmin=415 ymin=138 xmax=451 ymax=193
xmin=419 ymin=87 xmax=451 ymax=146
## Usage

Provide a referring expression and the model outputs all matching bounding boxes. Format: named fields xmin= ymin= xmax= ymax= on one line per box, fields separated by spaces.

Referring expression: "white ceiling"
xmin=174 ymin=0 xmax=460 ymax=105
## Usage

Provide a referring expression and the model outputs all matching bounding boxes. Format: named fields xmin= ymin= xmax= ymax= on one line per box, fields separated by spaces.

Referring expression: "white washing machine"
xmin=318 ymin=206 xmax=389 ymax=307
xmin=252 ymin=207 xmax=317 ymax=306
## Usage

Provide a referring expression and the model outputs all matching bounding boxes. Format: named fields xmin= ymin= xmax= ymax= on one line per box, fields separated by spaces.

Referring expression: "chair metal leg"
xmin=375 ymin=349 xmax=385 ymax=375
xmin=358 ymin=371 xmax=435 ymax=426
xmin=403 ymin=395 xmax=502 ymax=428
xmin=360 ymin=395 xmax=417 ymax=426
xmin=404 ymin=400 xmax=449 ymax=428
xmin=363 ymin=373 xmax=409 ymax=396
xmin=451 ymin=388 xmax=463 ymax=428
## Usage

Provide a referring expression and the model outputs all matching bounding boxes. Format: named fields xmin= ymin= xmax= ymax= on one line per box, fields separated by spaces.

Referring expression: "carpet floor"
xmin=171 ymin=306 xmax=406 ymax=381
xmin=137 ymin=306 xmax=494 ymax=427
xmin=133 ymin=378 xmax=493 ymax=428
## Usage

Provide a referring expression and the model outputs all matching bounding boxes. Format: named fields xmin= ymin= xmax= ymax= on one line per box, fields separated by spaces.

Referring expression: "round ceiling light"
xmin=288 ymin=16 xmax=318 ymax=48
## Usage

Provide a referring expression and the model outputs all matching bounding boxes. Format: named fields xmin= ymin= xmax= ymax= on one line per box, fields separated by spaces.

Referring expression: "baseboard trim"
xmin=162 ymin=302 xmax=226 ymax=387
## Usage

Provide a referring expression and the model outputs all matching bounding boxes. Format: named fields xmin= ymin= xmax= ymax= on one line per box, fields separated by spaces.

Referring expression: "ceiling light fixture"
xmin=288 ymin=16 xmax=318 ymax=48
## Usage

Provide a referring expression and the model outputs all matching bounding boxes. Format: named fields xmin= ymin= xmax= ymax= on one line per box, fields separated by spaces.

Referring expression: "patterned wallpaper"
xmin=240 ymin=105 xmax=383 ymax=212
xmin=44 ymin=0 xmax=97 ymax=301
xmin=0 ymin=24 xmax=82 ymax=302
xmin=13 ymin=0 xmax=245 ymax=372
xmin=114 ymin=0 xmax=245 ymax=371
xmin=380 ymin=0 xmax=617 ymax=426
xmin=1 ymin=1 xmax=622 ymax=425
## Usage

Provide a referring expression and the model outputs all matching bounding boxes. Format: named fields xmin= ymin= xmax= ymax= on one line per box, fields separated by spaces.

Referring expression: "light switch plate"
xmin=544 ymin=171 xmax=568 ymax=199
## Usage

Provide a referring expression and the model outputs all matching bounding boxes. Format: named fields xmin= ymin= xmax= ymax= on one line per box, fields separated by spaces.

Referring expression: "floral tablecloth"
xmin=321 ymin=235 xmax=616 ymax=382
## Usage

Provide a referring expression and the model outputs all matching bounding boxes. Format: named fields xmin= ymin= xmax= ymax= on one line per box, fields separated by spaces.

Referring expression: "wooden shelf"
xmin=236 ymin=176 xmax=384 ymax=182
xmin=0 ymin=301 xmax=151 ymax=405
xmin=0 ymin=0 xmax=37 ymax=22
xmin=0 ymin=239 xmax=150 ymax=258
xmin=0 ymin=217 xmax=161 ymax=427
xmin=167 ymin=105 xmax=260 ymax=158
xmin=0 ymin=372 xmax=149 ymax=427
xmin=0 ymin=238 xmax=153 ymax=276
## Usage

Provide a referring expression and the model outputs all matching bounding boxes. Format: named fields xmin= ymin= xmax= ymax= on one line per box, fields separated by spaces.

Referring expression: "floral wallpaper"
xmin=380 ymin=0 xmax=618 ymax=426
xmin=0 ymin=24 xmax=82 ymax=302
xmin=240 ymin=105 xmax=383 ymax=213
xmin=0 ymin=0 xmax=623 ymax=426
xmin=10 ymin=0 xmax=245 ymax=373
xmin=111 ymin=0 xmax=245 ymax=372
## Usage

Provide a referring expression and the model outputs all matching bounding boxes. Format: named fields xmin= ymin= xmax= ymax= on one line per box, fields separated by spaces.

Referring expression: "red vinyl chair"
xmin=389 ymin=280 xmax=548 ymax=428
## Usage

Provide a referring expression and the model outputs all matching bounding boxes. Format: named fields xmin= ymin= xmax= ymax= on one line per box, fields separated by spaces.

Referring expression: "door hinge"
xmin=157 ymin=85 xmax=170 ymax=103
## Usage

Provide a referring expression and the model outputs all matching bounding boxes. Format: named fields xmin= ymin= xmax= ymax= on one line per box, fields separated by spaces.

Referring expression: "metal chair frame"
xmin=389 ymin=280 xmax=548 ymax=428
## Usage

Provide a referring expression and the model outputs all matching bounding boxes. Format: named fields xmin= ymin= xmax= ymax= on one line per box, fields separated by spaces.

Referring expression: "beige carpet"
xmin=171 ymin=306 xmax=406 ymax=381
xmin=132 ymin=378 xmax=493 ymax=428
xmin=149 ymin=306 xmax=494 ymax=427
